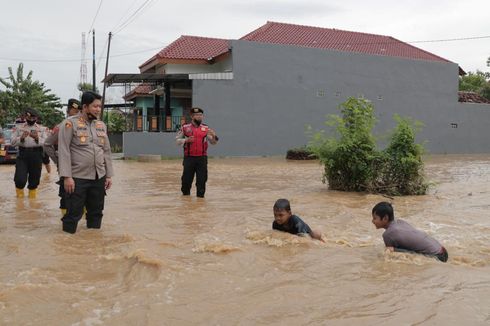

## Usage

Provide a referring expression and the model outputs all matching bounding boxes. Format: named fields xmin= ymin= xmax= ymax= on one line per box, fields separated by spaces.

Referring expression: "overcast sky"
xmin=1 ymin=0 xmax=489 ymax=104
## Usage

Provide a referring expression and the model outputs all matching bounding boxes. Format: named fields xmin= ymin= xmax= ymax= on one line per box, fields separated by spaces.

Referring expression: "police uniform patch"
xmin=201 ymin=127 xmax=206 ymax=131
xmin=80 ymin=136 xmax=86 ymax=143
xmin=65 ymin=121 xmax=72 ymax=128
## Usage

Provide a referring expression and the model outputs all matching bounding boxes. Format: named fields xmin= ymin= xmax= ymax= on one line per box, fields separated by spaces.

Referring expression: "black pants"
xmin=181 ymin=156 xmax=208 ymax=197
xmin=14 ymin=147 xmax=43 ymax=189
xmin=62 ymin=177 xmax=106 ymax=234
xmin=42 ymin=153 xmax=50 ymax=165
xmin=57 ymin=177 xmax=67 ymax=209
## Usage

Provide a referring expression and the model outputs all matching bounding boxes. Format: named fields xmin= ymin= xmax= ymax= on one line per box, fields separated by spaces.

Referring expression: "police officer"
xmin=176 ymin=107 xmax=218 ymax=198
xmin=44 ymin=98 xmax=81 ymax=216
xmin=11 ymin=108 xmax=47 ymax=198
xmin=58 ymin=91 xmax=114 ymax=234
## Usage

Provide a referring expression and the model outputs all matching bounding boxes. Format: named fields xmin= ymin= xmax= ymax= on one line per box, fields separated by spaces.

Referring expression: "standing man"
xmin=176 ymin=107 xmax=219 ymax=198
xmin=44 ymin=98 xmax=81 ymax=216
xmin=11 ymin=108 xmax=47 ymax=198
xmin=58 ymin=91 xmax=114 ymax=234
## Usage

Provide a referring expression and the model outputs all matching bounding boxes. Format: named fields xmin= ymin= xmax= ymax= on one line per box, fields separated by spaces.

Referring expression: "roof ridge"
xmin=180 ymin=34 xmax=229 ymax=41
xmin=261 ymin=21 xmax=393 ymax=39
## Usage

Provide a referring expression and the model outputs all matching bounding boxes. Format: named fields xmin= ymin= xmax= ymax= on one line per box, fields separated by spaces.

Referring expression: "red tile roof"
xmin=240 ymin=21 xmax=451 ymax=63
xmin=139 ymin=36 xmax=229 ymax=70
xmin=123 ymin=83 xmax=154 ymax=101
xmin=458 ymin=91 xmax=490 ymax=104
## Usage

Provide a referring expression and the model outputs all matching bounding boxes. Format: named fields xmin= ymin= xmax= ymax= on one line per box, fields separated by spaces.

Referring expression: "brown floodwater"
xmin=0 ymin=155 xmax=489 ymax=325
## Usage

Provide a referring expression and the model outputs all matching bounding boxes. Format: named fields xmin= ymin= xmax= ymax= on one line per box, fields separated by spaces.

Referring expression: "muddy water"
xmin=0 ymin=155 xmax=489 ymax=325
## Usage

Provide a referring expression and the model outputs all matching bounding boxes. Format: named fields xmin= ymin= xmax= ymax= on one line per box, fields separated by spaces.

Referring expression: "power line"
xmin=409 ymin=35 xmax=490 ymax=43
xmin=87 ymin=0 xmax=104 ymax=35
xmin=112 ymin=0 xmax=156 ymax=35
xmin=110 ymin=0 xmax=140 ymax=32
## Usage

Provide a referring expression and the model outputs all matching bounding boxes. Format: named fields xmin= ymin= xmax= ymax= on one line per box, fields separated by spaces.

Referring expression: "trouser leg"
xmin=85 ymin=177 xmax=106 ymax=229
xmin=14 ymin=155 xmax=28 ymax=189
xmin=195 ymin=156 xmax=208 ymax=198
xmin=42 ymin=153 xmax=50 ymax=164
xmin=181 ymin=157 xmax=196 ymax=195
xmin=26 ymin=151 xmax=43 ymax=190
xmin=58 ymin=177 xmax=66 ymax=209
xmin=62 ymin=178 xmax=88 ymax=234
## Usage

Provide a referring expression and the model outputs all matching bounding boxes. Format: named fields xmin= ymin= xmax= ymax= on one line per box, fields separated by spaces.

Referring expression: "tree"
xmin=458 ymin=68 xmax=490 ymax=101
xmin=308 ymin=97 xmax=427 ymax=196
xmin=0 ymin=63 xmax=63 ymax=128
xmin=78 ymin=82 xmax=99 ymax=94
xmin=104 ymin=110 xmax=128 ymax=133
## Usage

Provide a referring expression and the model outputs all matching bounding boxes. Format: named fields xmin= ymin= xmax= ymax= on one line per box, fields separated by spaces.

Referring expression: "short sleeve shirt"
xmin=272 ymin=215 xmax=312 ymax=235
xmin=383 ymin=219 xmax=442 ymax=255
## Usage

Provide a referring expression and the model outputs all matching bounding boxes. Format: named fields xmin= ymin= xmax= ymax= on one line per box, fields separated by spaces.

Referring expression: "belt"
xmin=20 ymin=147 xmax=43 ymax=152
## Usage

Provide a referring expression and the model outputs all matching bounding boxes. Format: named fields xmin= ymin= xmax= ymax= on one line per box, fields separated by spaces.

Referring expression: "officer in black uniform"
xmin=11 ymin=108 xmax=47 ymax=198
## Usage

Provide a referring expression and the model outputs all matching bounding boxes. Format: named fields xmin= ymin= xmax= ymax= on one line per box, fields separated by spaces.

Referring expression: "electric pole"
xmin=101 ymin=32 xmax=112 ymax=117
xmin=92 ymin=29 xmax=96 ymax=92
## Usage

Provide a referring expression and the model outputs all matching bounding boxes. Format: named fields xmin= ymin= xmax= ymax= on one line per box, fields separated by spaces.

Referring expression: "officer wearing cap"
xmin=11 ymin=108 xmax=48 ymax=198
xmin=58 ymin=91 xmax=114 ymax=234
xmin=44 ymin=98 xmax=81 ymax=216
xmin=176 ymin=107 xmax=219 ymax=198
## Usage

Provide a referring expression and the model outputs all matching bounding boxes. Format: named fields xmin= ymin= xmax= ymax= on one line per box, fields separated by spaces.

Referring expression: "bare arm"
xmin=310 ymin=229 xmax=325 ymax=242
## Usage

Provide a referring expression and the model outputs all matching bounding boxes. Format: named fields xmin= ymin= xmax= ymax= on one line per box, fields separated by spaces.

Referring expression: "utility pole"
xmin=79 ymin=32 xmax=87 ymax=86
xmin=92 ymin=29 xmax=96 ymax=92
xmin=101 ymin=32 xmax=112 ymax=118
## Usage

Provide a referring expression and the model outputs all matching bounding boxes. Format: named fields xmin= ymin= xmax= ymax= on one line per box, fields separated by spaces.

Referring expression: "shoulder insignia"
xmin=65 ymin=121 xmax=72 ymax=128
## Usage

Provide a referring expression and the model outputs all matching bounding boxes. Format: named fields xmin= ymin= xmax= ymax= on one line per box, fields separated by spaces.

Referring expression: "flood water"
xmin=1 ymin=155 xmax=489 ymax=325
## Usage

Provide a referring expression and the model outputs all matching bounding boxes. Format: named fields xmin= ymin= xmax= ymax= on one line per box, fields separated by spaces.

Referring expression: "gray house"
xmin=113 ymin=21 xmax=490 ymax=157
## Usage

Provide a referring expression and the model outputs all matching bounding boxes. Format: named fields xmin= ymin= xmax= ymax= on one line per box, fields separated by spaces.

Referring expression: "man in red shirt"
xmin=176 ymin=107 xmax=218 ymax=198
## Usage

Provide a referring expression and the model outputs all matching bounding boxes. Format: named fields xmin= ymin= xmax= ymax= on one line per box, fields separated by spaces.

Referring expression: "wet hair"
xmin=81 ymin=91 xmax=102 ymax=106
xmin=273 ymin=198 xmax=291 ymax=212
xmin=372 ymin=202 xmax=394 ymax=221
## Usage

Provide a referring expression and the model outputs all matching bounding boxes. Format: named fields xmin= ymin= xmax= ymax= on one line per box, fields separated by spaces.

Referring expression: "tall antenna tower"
xmin=79 ymin=32 xmax=88 ymax=86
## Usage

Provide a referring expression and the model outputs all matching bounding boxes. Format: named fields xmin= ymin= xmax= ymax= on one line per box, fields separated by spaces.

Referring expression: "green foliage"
xmin=308 ymin=97 xmax=428 ymax=196
xmin=458 ymin=70 xmax=490 ymax=100
xmin=0 ymin=63 xmax=63 ymax=128
xmin=78 ymin=82 xmax=99 ymax=93
xmin=103 ymin=110 xmax=128 ymax=133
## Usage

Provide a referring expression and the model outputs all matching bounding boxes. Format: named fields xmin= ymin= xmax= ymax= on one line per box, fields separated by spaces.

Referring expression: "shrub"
xmin=307 ymin=97 xmax=428 ymax=196
xmin=286 ymin=146 xmax=318 ymax=160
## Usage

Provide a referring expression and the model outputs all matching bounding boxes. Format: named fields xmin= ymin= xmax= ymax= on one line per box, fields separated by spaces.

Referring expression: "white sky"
xmin=1 ymin=0 xmax=489 ymax=104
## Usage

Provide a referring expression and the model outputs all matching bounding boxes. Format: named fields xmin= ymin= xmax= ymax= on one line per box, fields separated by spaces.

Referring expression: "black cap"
xmin=24 ymin=108 xmax=40 ymax=118
xmin=190 ymin=107 xmax=204 ymax=114
xmin=67 ymin=98 xmax=81 ymax=111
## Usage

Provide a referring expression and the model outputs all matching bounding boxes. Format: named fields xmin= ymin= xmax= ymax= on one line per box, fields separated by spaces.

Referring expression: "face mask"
xmin=87 ymin=113 xmax=97 ymax=121
xmin=26 ymin=119 xmax=36 ymax=126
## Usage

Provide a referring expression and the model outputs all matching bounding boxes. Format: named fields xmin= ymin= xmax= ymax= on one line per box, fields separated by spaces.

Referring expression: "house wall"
xmin=159 ymin=57 xmax=232 ymax=74
xmin=190 ymin=40 xmax=490 ymax=155
xmin=123 ymin=132 xmax=182 ymax=158
xmin=124 ymin=40 xmax=490 ymax=157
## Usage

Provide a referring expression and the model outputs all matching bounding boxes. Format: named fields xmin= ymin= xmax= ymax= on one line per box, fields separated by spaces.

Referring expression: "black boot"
xmin=62 ymin=222 xmax=78 ymax=234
